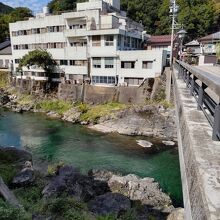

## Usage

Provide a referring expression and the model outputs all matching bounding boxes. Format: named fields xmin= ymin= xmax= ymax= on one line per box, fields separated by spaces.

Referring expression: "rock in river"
xmin=88 ymin=192 xmax=131 ymax=216
xmin=136 ymin=140 xmax=153 ymax=148
xmin=108 ymin=174 xmax=173 ymax=211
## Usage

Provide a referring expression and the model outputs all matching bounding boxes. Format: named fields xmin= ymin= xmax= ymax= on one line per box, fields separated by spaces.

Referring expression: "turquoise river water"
xmin=0 ymin=108 xmax=183 ymax=206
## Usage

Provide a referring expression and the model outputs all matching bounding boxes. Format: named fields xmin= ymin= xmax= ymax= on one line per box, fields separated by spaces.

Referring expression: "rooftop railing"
xmin=175 ymin=60 xmax=220 ymax=141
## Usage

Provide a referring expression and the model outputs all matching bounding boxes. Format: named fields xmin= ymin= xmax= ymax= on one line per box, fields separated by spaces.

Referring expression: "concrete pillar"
xmin=166 ymin=67 xmax=172 ymax=101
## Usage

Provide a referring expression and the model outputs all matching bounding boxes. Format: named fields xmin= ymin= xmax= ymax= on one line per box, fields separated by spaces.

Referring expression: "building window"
xmin=92 ymin=35 xmax=101 ymax=46
xmin=60 ymin=60 xmax=68 ymax=65
xmin=93 ymin=58 xmax=101 ymax=68
xmin=124 ymin=78 xmax=143 ymax=85
xmin=142 ymin=61 xmax=153 ymax=69
xmin=15 ymin=59 xmax=20 ymax=64
xmin=105 ymin=58 xmax=114 ymax=68
xmin=92 ymin=76 xmax=115 ymax=84
xmin=105 ymin=35 xmax=114 ymax=46
xmin=121 ymin=61 xmax=135 ymax=69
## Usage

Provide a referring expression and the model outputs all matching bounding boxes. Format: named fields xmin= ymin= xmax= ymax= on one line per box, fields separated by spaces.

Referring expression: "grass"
xmin=79 ymin=102 xmax=128 ymax=123
xmin=0 ymin=199 xmax=30 ymax=220
xmin=36 ymin=99 xmax=74 ymax=114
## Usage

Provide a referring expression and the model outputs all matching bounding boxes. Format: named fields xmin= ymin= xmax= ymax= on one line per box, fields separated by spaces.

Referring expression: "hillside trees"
xmin=0 ymin=7 xmax=32 ymax=42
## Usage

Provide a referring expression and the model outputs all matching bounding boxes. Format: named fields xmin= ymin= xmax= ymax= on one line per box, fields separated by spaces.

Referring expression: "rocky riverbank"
xmin=0 ymin=88 xmax=177 ymax=141
xmin=0 ymin=147 xmax=183 ymax=220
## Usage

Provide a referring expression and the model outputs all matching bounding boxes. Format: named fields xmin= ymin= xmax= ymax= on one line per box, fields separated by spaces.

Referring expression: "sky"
xmin=1 ymin=0 xmax=50 ymax=14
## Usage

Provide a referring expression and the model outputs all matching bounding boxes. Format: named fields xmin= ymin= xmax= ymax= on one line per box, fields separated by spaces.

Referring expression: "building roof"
xmin=0 ymin=40 xmax=12 ymax=55
xmin=199 ymin=31 xmax=220 ymax=43
xmin=185 ymin=40 xmax=200 ymax=46
xmin=0 ymin=40 xmax=11 ymax=50
xmin=150 ymin=35 xmax=171 ymax=43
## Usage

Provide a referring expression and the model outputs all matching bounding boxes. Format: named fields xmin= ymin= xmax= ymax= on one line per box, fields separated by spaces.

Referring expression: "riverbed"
xmin=0 ymin=108 xmax=183 ymax=206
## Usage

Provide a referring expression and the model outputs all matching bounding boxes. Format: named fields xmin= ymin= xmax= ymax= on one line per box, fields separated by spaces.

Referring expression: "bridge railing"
xmin=175 ymin=60 xmax=220 ymax=141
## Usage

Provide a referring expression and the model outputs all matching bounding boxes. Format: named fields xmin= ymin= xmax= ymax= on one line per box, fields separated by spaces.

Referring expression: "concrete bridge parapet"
xmin=173 ymin=65 xmax=220 ymax=220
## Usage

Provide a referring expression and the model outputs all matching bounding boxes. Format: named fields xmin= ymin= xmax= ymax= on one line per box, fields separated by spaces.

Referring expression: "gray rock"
xmin=12 ymin=168 xmax=35 ymax=187
xmin=42 ymin=175 xmax=67 ymax=198
xmin=162 ymin=141 xmax=175 ymax=146
xmin=62 ymin=107 xmax=81 ymax=123
xmin=90 ymin=105 xmax=177 ymax=140
xmin=88 ymin=169 xmax=116 ymax=182
xmin=88 ymin=192 xmax=131 ymax=216
xmin=58 ymin=165 xmax=80 ymax=176
xmin=108 ymin=174 xmax=173 ymax=211
xmin=136 ymin=140 xmax=153 ymax=148
xmin=42 ymin=166 xmax=109 ymax=201
xmin=167 ymin=208 xmax=184 ymax=220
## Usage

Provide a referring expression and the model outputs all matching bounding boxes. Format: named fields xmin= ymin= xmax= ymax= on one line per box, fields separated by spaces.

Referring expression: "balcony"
xmin=64 ymin=28 xmax=87 ymax=37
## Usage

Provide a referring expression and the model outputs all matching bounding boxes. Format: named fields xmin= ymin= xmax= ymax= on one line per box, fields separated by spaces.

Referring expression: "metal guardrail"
xmin=175 ymin=60 xmax=220 ymax=141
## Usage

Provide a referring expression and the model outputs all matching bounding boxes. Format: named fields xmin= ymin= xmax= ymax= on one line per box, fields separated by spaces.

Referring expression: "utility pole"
xmin=166 ymin=0 xmax=180 ymax=101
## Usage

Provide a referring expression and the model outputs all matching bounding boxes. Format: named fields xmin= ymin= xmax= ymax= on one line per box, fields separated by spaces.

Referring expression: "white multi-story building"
xmin=9 ymin=0 xmax=166 ymax=86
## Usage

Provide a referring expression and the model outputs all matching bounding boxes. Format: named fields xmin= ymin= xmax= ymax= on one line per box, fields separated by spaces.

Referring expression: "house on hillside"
xmin=0 ymin=39 xmax=12 ymax=71
xmin=197 ymin=31 xmax=220 ymax=65
xmin=145 ymin=35 xmax=179 ymax=66
xmin=9 ymin=0 xmax=167 ymax=87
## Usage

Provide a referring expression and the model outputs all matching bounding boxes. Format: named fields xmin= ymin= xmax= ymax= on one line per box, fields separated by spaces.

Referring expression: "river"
xmin=0 ymin=108 xmax=183 ymax=206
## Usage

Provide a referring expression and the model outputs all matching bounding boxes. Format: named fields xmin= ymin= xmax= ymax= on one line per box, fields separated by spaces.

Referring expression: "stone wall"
xmin=58 ymin=81 xmax=155 ymax=104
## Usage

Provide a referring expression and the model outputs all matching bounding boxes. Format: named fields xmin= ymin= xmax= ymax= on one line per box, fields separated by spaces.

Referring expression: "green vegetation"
xmin=47 ymin=0 xmax=220 ymax=39
xmin=0 ymin=199 xmax=30 ymax=220
xmin=19 ymin=49 xmax=57 ymax=74
xmin=0 ymin=7 xmax=32 ymax=42
xmin=0 ymin=71 xmax=9 ymax=88
xmin=36 ymin=99 xmax=74 ymax=114
xmin=79 ymin=102 xmax=128 ymax=123
xmin=0 ymin=3 xmax=13 ymax=14
xmin=0 ymin=150 xmax=19 ymax=184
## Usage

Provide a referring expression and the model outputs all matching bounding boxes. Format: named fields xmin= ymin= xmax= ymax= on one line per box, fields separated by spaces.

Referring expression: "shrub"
xmin=47 ymin=161 xmax=64 ymax=176
xmin=78 ymin=102 xmax=89 ymax=113
xmin=36 ymin=100 xmax=73 ymax=114
xmin=0 ymin=71 xmax=9 ymax=88
xmin=0 ymin=199 xmax=30 ymax=220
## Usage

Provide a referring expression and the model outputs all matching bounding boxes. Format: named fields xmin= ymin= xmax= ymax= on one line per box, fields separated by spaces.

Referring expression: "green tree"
xmin=48 ymin=0 xmax=86 ymax=13
xmin=0 ymin=7 xmax=32 ymax=43
xmin=19 ymin=49 xmax=57 ymax=90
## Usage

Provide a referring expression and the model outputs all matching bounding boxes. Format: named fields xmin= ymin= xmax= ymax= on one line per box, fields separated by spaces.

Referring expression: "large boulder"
xmin=167 ymin=208 xmax=184 ymax=220
xmin=42 ymin=166 xmax=109 ymax=201
xmin=88 ymin=169 xmax=116 ymax=182
xmin=42 ymin=175 xmax=67 ymax=198
xmin=62 ymin=107 xmax=81 ymax=123
xmin=108 ymin=174 xmax=173 ymax=211
xmin=12 ymin=168 xmax=35 ymax=187
xmin=88 ymin=192 xmax=131 ymax=216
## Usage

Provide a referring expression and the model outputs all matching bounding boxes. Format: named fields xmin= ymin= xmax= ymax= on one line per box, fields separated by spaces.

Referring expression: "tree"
xmin=0 ymin=7 xmax=33 ymax=43
xmin=19 ymin=49 xmax=57 ymax=90
xmin=48 ymin=0 xmax=85 ymax=13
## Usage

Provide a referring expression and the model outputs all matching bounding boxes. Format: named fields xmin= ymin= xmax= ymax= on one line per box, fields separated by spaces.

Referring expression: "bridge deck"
xmin=173 ymin=66 xmax=220 ymax=220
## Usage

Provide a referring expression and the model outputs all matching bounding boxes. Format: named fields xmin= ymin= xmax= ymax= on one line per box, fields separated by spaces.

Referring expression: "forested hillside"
xmin=48 ymin=0 xmax=220 ymax=40
xmin=0 ymin=0 xmax=219 ymax=43
xmin=0 ymin=2 xmax=13 ymax=14
xmin=0 ymin=3 xmax=32 ymax=43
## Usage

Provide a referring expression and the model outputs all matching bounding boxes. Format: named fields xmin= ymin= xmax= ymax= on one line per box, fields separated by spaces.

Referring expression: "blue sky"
xmin=1 ymin=0 xmax=50 ymax=14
